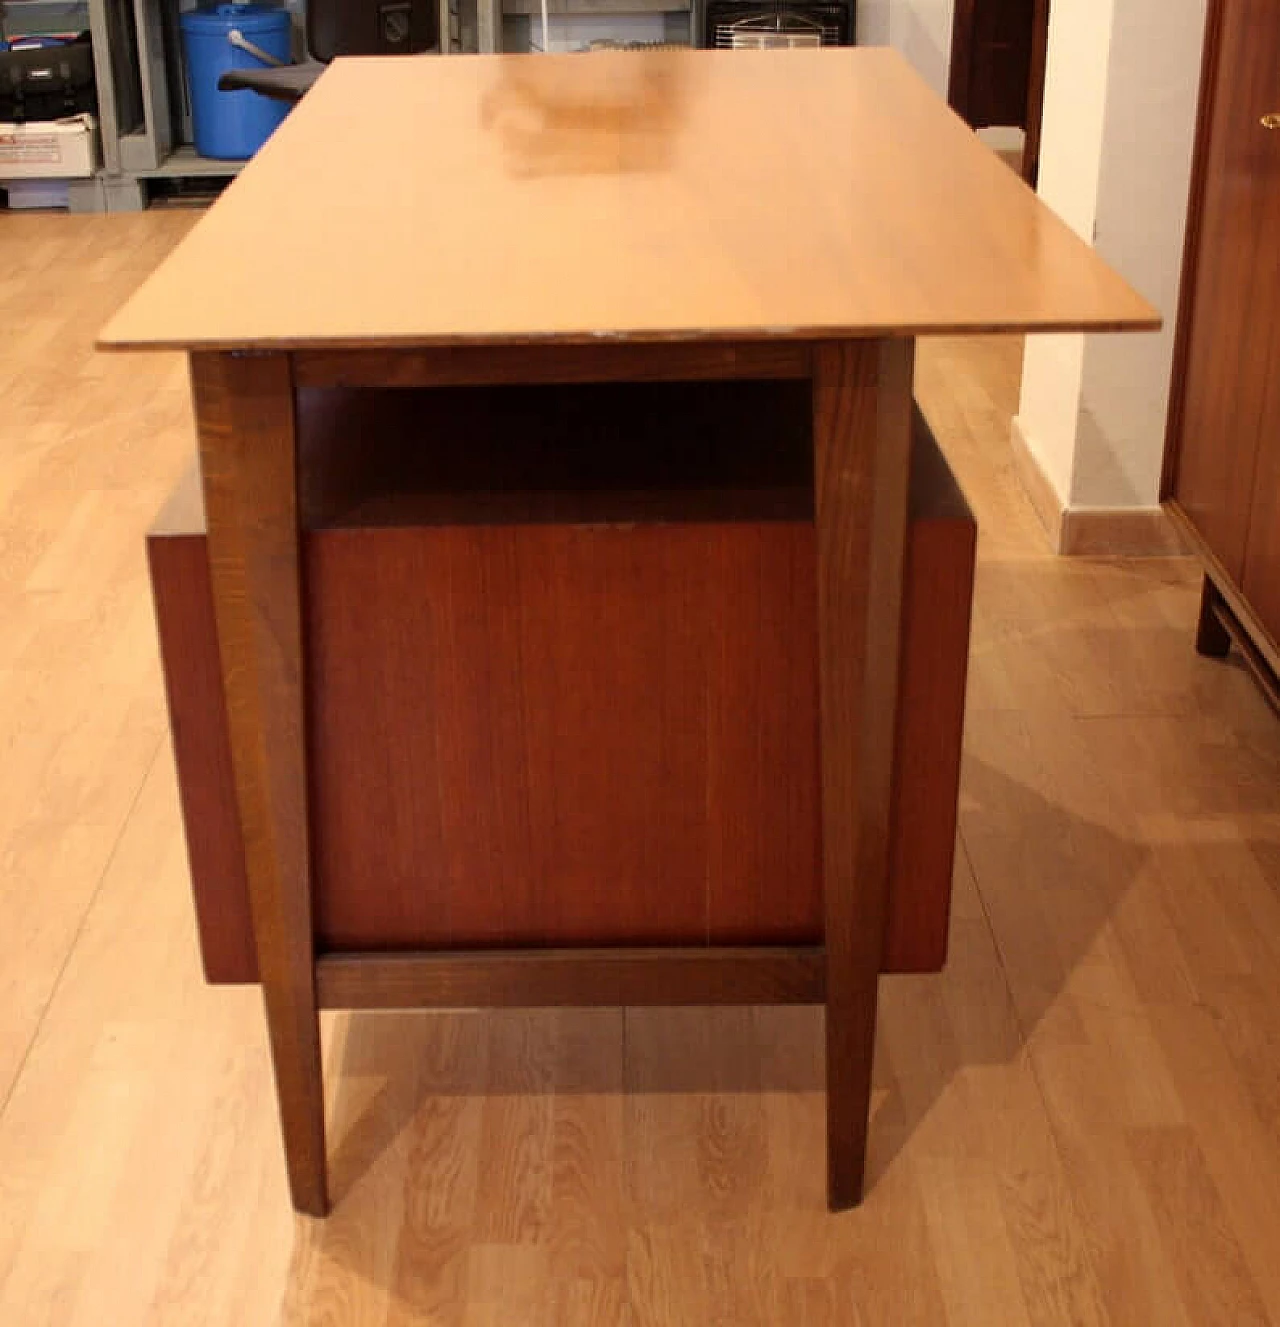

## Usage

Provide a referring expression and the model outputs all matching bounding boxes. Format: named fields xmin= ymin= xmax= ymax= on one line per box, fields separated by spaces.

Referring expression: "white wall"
xmin=1072 ymin=0 xmax=1207 ymax=507
xmin=1015 ymin=0 xmax=1208 ymax=515
xmin=866 ymin=0 xmax=1206 ymax=518
xmin=859 ymin=0 xmax=955 ymax=100
xmin=1017 ymin=0 xmax=1116 ymax=499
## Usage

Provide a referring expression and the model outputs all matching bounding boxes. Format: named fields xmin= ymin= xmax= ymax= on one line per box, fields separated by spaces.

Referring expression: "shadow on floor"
xmin=287 ymin=589 xmax=1280 ymax=1312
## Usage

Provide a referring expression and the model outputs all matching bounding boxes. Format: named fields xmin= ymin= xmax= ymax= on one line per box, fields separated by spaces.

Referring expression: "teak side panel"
xmin=886 ymin=420 xmax=977 ymax=970
xmin=146 ymin=530 xmax=255 ymax=984
xmin=99 ymin=50 xmax=1157 ymax=352
xmin=148 ymin=406 xmax=973 ymax=981
xmin=149 ymin=478 xmax=972 ymax=979
xmin=703 ymin=530 xmax=823 ymax=945
xmin=304 ymin=522 xmax=818 ymax=951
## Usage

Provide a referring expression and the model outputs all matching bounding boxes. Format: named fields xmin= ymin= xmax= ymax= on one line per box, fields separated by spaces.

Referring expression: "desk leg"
xmin=813 ymin=338 xmax=914 ymax=1210
xmin=192 ymin=352 xmax=329 ymax=1217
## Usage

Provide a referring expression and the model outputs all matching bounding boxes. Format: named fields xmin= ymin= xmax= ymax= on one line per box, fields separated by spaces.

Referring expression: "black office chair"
xmin=218 ymin=0 xmax=438 ymax=104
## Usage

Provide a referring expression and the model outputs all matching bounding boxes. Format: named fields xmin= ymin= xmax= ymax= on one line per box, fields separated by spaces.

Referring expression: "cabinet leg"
xmin=1196 ymin=577 xmax=1232 ymax=659
xmin=813 ymin=338 xmax=915 ymax=1209
xmin=193 ymin=351 xmax=329 ymax=1217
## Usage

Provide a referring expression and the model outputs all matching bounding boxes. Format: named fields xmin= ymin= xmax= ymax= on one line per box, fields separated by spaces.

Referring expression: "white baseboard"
xmin=1009 ymin=416 xmax=1187 ymax=557
xmin=1009 ymin=414 xmax=1065 ymax=547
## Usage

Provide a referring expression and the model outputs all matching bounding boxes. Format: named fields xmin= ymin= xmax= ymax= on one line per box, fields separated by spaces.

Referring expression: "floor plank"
xmin=1 ymin=212 xmax=1278 ymax=1325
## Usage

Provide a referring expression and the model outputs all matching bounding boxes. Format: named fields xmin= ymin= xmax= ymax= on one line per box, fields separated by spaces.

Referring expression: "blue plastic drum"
xmin=181 ymin=3 xmax=292 ymax=160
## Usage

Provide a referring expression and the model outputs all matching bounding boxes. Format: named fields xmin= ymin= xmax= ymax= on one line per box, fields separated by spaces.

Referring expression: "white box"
xmin=0 ymin=113 xmax=97 ymax=179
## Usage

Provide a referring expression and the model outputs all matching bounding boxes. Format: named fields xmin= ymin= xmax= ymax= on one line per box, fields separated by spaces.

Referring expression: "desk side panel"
xmin=146 ymin=528 xmax=258 ymax=983
xmin=148 ymin=471 xmax=972 ymax=979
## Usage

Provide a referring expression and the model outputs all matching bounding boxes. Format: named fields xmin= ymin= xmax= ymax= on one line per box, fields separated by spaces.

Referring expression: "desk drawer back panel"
xmin=147 ymin=382 xmax=974 ymax=981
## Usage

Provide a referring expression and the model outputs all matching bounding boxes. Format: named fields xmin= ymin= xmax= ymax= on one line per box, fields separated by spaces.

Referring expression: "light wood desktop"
xmin=101 ymin=47 xmax=1158 ymax=1217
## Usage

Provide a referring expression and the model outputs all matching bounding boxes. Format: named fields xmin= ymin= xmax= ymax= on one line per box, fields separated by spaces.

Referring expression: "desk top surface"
xmin=100 ymin=48 xmax=1158 ymax=352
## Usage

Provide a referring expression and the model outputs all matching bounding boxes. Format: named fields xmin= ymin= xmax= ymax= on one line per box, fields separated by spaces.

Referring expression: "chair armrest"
xmin=217 ymin=63 xmax=324 ymax=104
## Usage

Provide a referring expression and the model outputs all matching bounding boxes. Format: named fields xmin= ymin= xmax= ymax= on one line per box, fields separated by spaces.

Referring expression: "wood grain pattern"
xmin=1128 ymin=1127 xmax=1272 ymax=1327
xmin=7 ymin=213 xmax=1280 ymax=1322
xmin=306 ymin=521 xmax=811 ymax=951
xmin=145 ymin=521 xmax=254 ymax=983
xmin=812 ymin=337 xmax=915 ymax=1209
xmin=314 ymin=948 xmax=825 ymax=1009
xmin=885 ymin=412 xmax=977 ymax=971
xmin=98 ymin=50 xmax=1157 ymax=353
xmin=1163 ymin=0 xmax=1280 ymax=580
xmin=190 ymin=351 xmax=328 ymax=1217
xmin=1161 ymin=0 xmax=1225 ymax=502
xmin=149 ymin=383 xmax=974 ymax=977
xmin=1241 ymin=312 xmax=1280 ymax=641
xmin=293 ymin=342 xmax=811 ymax=389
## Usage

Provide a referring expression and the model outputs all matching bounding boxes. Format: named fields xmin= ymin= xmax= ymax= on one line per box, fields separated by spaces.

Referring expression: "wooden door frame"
xmin=1161 ymin=0 xmax=1225 ymax=500
xmin=1022 ymin=0 xmax=1050 ymax=184
xmin=948 ymin=0 xmax=1051 ymax=184
xmin=948 ymin=0 xmax=979 ymax=123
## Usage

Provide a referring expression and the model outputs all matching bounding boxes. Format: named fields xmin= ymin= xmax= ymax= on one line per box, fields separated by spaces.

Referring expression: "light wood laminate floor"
xmin=2 ymin=211 xmax=1279 ymax=1325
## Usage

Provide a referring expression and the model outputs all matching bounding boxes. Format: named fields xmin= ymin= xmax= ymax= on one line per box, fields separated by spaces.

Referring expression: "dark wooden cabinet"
xmin=1164 ymin=0 xmax=1280 ymax=698
xmin=948 ymin=0 xmax=1049 ymax=181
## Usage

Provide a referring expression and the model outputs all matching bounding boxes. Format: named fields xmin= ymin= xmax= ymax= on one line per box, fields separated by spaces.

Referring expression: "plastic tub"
xmin=180 ymin=2 xmax=291 ymax=160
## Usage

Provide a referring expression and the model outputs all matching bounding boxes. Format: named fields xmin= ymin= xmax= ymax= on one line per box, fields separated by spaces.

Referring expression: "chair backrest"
xmin=308 ymin=0 xmax=438 ymax=62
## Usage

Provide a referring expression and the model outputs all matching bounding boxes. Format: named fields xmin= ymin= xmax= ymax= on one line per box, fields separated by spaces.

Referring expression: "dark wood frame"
xmin=1022 ymin=0 xmax=1051 ymax=185
xmin=1161 ymin=0 xmax=1226 ymax=503
xmin=192 ymin=336 xmax=915 ymax=1218
xmin=948 ymin=0 xmax=978 ymax=123
xmin=948 ymin=0 xmax=1051 ymax=184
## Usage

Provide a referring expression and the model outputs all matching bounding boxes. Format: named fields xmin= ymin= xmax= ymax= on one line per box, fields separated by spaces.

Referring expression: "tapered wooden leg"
xmin=192 ymin=351 xmax=329 ymax=1217
xmin=813 ymin=338 xmax=915 ymax=1210
xmin=1195 ymin=576 xmax=1232 ymax=659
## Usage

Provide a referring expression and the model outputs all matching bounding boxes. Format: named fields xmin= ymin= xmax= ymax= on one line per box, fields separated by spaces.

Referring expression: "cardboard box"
xmin=0 ymin=112 xmax=96 ymax=178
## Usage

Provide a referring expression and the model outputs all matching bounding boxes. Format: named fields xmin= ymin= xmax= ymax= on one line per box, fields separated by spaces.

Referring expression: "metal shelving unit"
xmin=134 ymin=142 xmax=241 ymax=174
xmin=87 ymin=0 xmax=461 ymax=208
xmin=86 ymin=0 xmax=703 ymax=209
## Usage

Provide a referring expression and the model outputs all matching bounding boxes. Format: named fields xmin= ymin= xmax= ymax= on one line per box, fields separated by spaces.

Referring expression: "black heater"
xmin=703 ymin=0 xmax=854 ymax=49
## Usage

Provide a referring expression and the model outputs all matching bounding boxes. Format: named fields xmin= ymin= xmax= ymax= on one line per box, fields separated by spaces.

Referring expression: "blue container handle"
xmin=227 ymin=27 xmax=287 ymax=66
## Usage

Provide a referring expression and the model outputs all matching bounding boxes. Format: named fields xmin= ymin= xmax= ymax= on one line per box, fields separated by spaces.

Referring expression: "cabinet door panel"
xmin=949 ymin=0 xmax=1036 ymax=130
xmin=1241 ymin=313 xmax=1280 ymax=649
xmin=1173 ymin=0 xmax=1280 ymax=581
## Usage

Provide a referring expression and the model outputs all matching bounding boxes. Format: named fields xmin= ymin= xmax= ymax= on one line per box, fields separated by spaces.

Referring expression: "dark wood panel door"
xmin=1241 ymin=273 xmax=1280 ymax=651
xmin=1170 ymin=0 xmax=1280 ymax=582
xmin=949 ymin=0 xmax=1038 ymax=130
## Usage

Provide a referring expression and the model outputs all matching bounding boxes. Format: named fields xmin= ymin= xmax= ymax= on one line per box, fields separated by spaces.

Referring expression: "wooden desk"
xmin=101 ymin=48 xmax=1156 ymax=1217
